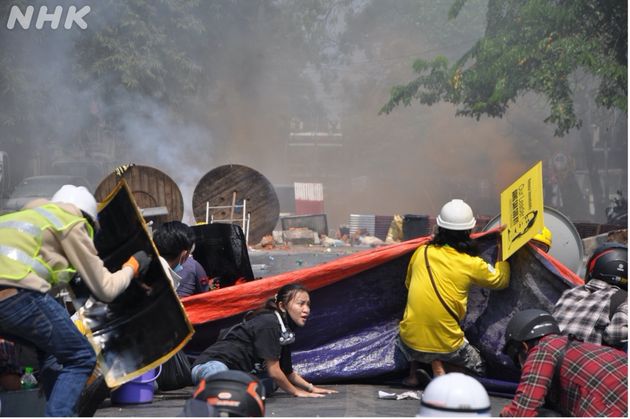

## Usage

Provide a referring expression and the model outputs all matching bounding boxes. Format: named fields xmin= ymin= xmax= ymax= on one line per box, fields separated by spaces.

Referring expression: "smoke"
xmin=2 ymin=0 xmax=618 ymax=231
xmin=114 ymin=93 xmax=213 ymax=223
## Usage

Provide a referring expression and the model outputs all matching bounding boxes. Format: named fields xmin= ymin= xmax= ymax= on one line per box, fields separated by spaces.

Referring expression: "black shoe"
xmin=416 ymin=369 xmax=432 ymax=388
xmin=401 ymin=369 xmax=432 ymax=389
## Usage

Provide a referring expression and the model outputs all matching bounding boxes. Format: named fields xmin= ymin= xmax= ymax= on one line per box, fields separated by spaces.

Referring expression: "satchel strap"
xmin=424 ymin=245 xmax=460 ymax=324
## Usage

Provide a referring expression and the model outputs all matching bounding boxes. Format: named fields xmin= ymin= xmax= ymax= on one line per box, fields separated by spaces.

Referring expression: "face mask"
xmin=174 ymin=264 xmax=183 ymax=273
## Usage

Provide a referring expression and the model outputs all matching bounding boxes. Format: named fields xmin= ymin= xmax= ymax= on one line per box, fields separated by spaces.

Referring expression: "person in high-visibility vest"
xmin=0 ymin=184 xmax=151 ymax=416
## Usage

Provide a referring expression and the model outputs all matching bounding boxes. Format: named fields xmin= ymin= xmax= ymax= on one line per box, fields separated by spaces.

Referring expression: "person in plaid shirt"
xmin=500 ymin=309 xmax=627 ymax=417
xmin=553 ymin=243 xmax=627 ymax=350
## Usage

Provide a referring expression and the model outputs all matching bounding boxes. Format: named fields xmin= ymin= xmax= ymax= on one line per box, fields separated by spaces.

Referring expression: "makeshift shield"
xmin=191 ymin=223 xmax=254 ymax=288
xmin=74 ymin=180 xmax=194 ymax=387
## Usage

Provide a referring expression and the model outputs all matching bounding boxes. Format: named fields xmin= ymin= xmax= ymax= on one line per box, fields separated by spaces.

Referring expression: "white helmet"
xmin=417 ymin=373 xmax=490 ymax=417
xmin=436 ymin=199 xmax=476 ymax=231
xmin=51 ymin=184 xmax=98 ymax=221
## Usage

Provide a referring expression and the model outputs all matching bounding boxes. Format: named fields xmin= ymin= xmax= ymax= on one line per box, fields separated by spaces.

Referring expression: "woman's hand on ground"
xmin=294 ymin=389 xmax=325 ymax=397
xmin=312 ymin=386 xmax=338 ymax=395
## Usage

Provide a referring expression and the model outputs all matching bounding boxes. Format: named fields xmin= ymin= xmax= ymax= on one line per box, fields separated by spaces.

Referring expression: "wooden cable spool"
xmin=192 ymin=164 xmax=279 ymax=245
xmin=95 ymin=165 xmax=184 ymax=223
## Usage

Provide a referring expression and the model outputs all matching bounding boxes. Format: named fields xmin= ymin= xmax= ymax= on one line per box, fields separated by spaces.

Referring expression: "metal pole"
xmin=242 ymin=199 xmax=247 ymax=231
xmin=246 ymin=212 xmax=251 ymax=245
xmin=230 ymin=191 xmax=237 ymax=222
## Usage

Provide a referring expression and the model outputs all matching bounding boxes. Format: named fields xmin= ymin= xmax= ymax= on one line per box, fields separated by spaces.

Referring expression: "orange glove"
xmin=123 ymin=250 xmax=152 ymax=278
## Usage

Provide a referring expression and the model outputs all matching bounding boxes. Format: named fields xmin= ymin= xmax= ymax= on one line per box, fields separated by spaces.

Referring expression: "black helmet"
xmin=190 ymin=370 xmax=265 ymax=417
xmin=503 ymin=309 xmax=560 ymax=364
xmin=586 ymin=243 xmax=627 ymax=290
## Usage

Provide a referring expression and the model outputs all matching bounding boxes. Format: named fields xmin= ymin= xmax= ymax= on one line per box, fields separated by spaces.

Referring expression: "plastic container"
xmin=20 ymin=367 xmax=37 ymax=390
xmin=110 ymin=366 xmax=162 ymax=405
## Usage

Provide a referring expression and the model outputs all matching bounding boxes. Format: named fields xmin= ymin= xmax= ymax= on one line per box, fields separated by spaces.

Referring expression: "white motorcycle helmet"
xmin=417 ymin=373 xmax=491 ymax=417
xmin=436 ymin=199 xmax=476 ymax=231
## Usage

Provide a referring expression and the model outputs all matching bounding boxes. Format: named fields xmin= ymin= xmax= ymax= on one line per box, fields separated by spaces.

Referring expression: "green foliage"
xmin=76 ymin=0 xmax=205 ymax=106
xmin=381 ymin=0 xmax=627 ymax=136
xmin=0 ymin=0 xmax=207 ymax=151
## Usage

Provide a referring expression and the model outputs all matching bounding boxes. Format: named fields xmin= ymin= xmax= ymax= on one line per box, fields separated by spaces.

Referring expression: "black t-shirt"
xmin=193 ymin=311 xmax=293 ymax=376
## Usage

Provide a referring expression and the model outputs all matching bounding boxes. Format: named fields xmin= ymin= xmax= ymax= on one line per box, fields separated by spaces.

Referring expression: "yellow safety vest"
xmin=0 ymin=204 xmax=94 ymax=284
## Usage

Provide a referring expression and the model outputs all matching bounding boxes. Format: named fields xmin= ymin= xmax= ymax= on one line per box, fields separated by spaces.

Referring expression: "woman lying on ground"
xmin=191 ymin=283 xmax=337 ymax=397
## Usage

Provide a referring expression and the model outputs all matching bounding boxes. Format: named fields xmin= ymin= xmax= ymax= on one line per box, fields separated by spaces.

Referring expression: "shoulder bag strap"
xmin=424 ymin=245 xmax=460 ymax=324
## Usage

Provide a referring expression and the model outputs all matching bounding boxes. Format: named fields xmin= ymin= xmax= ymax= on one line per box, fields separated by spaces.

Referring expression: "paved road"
xmin=95 ymin=383 xmax=513 ymax=417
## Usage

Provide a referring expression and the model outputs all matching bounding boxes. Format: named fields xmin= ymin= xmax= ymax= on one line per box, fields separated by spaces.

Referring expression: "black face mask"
xmin=504 ymin=341 xmax=524 ymax=367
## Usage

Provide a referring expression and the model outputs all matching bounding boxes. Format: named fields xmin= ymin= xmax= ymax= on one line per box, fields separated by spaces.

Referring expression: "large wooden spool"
xmin=192 ymin=164 xmax=279 ymax=245
xmin=95 ymin=165 xmax=184 ymax=223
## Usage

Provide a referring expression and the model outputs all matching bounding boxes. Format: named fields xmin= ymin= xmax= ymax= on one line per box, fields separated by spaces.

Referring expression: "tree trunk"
xmin=579 ymin=123 xmax=605 ymax=223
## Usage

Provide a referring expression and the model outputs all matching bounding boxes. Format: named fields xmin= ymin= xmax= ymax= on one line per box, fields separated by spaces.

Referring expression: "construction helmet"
xmin=531 ymin=226 xmax=552 ymax=249
xmin=190 ymin=370 xmax=265 ymax=417
xmin=503 ymin=309 xmax=560 ymax=365
xmin=417 ymin=373 xmax=490 ymax=417
xmin=586 ymin=243 xmax=627 ymax=290
xmin=51 ymin=184 xmax=98 ymax=222
xmin=436 ymin=199 xmax=476 ymax=231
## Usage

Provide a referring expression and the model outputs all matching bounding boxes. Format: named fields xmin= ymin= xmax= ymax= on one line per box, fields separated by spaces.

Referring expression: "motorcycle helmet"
xmin=417 ymin=373 xmax=490 ymax=416
xmin=189 ymin=370 xmax=265 ymax=417
xmin=503 ymin=309 xmax=560 ymax=366
xmin=586 ymin=243 xmax=627 ymax=290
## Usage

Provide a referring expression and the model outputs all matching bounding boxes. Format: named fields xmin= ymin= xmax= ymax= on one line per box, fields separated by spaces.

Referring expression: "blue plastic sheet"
xmin=291 ymin=233 xmax=575 ymax=384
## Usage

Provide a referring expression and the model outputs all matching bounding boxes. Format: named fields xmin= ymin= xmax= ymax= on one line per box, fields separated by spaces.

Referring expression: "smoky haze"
xmin=1 ymin=0 xmax=621 ymax=232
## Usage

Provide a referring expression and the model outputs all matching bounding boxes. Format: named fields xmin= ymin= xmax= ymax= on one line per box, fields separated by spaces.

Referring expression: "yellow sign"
xmin=500 ymin=161 xmax=544 ymax=260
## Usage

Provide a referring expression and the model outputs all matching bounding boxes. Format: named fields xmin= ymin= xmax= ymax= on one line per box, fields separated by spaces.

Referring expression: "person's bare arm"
xmin=288 ymin=371 xmax=337 ymax=395
xmin=266 ymin=359 xmax=323 ymax=398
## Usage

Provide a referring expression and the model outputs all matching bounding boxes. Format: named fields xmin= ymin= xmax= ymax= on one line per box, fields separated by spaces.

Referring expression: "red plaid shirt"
xmin=500 ymin=335 xmax=628 ymax=417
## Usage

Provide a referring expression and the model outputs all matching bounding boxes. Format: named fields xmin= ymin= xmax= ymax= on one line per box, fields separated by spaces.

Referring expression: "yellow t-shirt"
xmin=399 ymin=244 xmax=510 ymax=353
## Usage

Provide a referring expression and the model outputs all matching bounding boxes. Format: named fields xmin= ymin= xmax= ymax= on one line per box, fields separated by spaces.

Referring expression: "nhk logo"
xmin=6 ymin=5 xmax=90 ymax=30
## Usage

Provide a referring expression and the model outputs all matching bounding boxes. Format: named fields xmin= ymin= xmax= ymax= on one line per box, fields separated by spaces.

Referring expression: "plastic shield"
xmin=75 ymin=180 xmax=194 ymax=387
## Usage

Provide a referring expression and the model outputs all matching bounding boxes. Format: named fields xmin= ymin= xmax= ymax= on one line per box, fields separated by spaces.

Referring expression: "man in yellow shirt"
xmin=397 ymin=199 xmax=510 ymax=386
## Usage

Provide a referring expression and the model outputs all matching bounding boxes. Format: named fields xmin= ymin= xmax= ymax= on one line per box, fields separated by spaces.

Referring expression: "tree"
xmin=76 ymin=0 xmax=206 ymax=114
xmin=0 ymin=0 xmax=211 ymax=188
xmin=380 ymin=0 xmax=627 ymax=137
